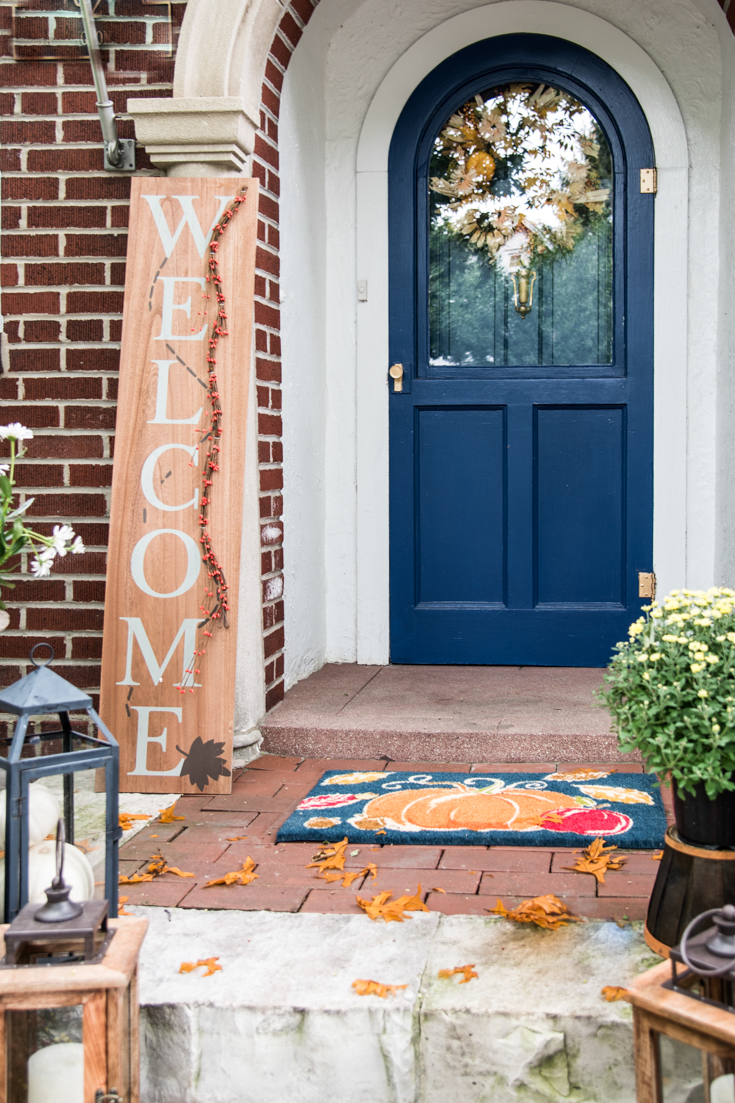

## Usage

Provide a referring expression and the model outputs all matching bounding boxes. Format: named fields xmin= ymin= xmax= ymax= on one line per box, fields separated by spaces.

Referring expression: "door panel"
xmin=535 ymin=406 xmax=624 ymax=607
xmin=417 ymin=406 xmax=506 ymax=605
xmin=389 ymin=35 xmax=654 ymax=666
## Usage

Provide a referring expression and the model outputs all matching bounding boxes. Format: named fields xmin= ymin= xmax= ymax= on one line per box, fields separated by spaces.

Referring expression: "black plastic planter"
xmin=672 ymin=779 xmax=735 ymax=848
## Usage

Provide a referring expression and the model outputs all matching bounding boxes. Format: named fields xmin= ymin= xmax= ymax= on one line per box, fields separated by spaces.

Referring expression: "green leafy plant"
xmin=0 ymin=423 xmax=84 ymax=611
xmin=601 ymin=588 xmax=735 ymax=798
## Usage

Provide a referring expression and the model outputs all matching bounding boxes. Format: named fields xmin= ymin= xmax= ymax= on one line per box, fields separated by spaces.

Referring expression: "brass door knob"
xmin=389 ymin=363 xmax=404 ymax=392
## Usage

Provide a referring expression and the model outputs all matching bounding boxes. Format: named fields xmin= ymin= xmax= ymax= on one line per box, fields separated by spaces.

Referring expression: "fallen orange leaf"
xmin=321 ymin=862 xmax=379 ymax=889
xmin=357 ymin=885 xmax=429 ymax=922
xmin=119 ymin=873 xmax=154 ymax=884
xmin=601 ymin=985 xmax=629 ymax=1002
xmin=651 ymin=850 xmax=663 ymax=861
xmin=307 ymin=838 xmax=349 ymax=873
xmin=564 ymin=837 xmax=626 ymax=884
xmin=352 ymin=979 xmax=407 ymax=998
xmin=490 ymin=894 xmax=582 ymax=930
xmin=375 ymin=830 xmax=387 ymax=836
xmin=227 ymin=835 xmax=249 ymax=842
xmin=164 ymin=866 xmax=195 ymax=879
xmin=118 ymin=894 xmax=133 ymax=916
xmin=119 ymin=813 xmax=150 ymax=831
xmin=431 ymin=887 xmax=447 ymax=894
xmin=179 ymin=957 xmax=222 ymax=977
xmin=159 ymin=803 xmax=185 ymax=824
xmin=205 ymin=857 xmax=258 ymax=887
xmin=438 ymin=964 xmax=478 ymax=984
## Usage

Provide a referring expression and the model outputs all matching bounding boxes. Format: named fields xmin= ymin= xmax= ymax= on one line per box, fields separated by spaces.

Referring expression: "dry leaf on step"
xmin=357 ymin=886 xmax=429 ymax=922
xmin=159 ymin=804 xmax=185 ymax=824
xmin=651 ymin=850 xmax=663 ymax=861
xmin=307 ymin=838 xmax=348 ymax=873
xmin=490 ymin=894 xmax=582 ymax=930
xmin=205 ymin=857 xmax=258 ymax=887
xmin=431 ymin=887 xmax=447 ymax=894
xmin=564 ymin=837 xmax=626 ymax=884
xmin=118 ymin=894 xmax=133 ymax=916
xmin=352 ymin=979 xmax=407 ymax=998
xmin=227 ymin=835 xmax=249 ymax=842
xmin=601 ymin=986 xmax=629 ymax=1002
xmin=119 ymin=873 xmax=154 ymax=884
xmin=438 ymin=965 xmax=478 ymax=984
xmin=179 ymin=958 xmax=222 ymax=977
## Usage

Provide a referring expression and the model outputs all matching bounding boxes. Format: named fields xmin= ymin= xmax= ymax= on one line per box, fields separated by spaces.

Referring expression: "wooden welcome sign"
xmin=100 ymin=178 xmax=258 ymax=793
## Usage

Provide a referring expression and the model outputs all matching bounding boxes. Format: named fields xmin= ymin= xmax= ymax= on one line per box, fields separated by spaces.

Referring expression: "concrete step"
xmin=261 ymin=664 xmax=641 ymax=763
xmin=137 ymin=906 xmax=663 ymax=1103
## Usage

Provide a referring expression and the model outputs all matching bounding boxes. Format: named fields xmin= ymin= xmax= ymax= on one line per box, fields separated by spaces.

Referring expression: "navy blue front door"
xmin=389 ymin=36 xmax=654 ymax=666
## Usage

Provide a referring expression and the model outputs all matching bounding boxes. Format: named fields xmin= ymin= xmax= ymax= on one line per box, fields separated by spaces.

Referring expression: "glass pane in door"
xmin=429 ymin=82 xmax=613 ymax=367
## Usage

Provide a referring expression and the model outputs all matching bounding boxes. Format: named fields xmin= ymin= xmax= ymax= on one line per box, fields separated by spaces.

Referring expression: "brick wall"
xmin=0 ymin=0 xmax=321 ymax=719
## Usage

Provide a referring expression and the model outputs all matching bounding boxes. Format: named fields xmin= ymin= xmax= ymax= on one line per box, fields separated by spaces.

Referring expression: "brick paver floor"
xmin=119 ymin=755 xmax=674 ymax=921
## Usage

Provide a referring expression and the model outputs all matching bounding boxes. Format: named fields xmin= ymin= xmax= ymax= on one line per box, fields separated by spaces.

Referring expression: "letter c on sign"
xmin=130 ymin=529 xmax=200 ymax=598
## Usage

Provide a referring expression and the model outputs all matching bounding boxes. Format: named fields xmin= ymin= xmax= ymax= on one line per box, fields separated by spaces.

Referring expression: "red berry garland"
xmin=180 ymin=184 xmax=248 ymax=693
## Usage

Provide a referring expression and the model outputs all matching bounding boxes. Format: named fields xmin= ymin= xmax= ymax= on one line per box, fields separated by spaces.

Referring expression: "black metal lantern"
xmin=0 ymin=644 xmax=120 ymax=922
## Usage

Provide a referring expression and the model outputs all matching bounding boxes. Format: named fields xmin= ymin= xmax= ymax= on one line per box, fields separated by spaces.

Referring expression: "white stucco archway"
xmin=353 ymin=2 xmax=690 ymax=664
xmin=279 ymin=0 xmax=731 ymax=686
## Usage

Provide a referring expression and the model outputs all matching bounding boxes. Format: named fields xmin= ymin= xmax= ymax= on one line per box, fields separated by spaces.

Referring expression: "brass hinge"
xmin=638 ymin=572 xmax=656 ymax=600
xmin=640 ymin=168 xmax=657 ymax=194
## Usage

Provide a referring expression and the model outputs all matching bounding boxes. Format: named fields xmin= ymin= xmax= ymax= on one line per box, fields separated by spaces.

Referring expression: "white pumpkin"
xmin=0 ymin=842 xmax=95 ymax=920
xmin=0 ymin=783 xmax=60 ymax=847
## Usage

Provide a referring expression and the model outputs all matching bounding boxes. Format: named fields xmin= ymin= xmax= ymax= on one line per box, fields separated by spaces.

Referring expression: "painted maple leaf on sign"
xmin=176 ymin=737 xmax=231 ymax=791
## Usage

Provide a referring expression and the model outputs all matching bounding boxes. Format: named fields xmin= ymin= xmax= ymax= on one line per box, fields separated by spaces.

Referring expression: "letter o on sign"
xmin=130 ymin=528 xmax=201 ymax=598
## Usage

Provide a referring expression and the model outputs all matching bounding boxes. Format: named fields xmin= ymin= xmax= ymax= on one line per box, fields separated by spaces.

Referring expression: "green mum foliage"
xmin=601 ymin=588 xmax=735 ymax=798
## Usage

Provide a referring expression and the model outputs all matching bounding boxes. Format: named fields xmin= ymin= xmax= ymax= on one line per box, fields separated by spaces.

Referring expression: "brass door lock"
xmin=389 ymin=363 xmax=404 ymax=392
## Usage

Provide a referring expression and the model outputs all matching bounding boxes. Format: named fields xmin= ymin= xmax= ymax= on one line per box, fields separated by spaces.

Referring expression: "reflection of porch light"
xmin=511 ymin=265 xmax=536 ymax=319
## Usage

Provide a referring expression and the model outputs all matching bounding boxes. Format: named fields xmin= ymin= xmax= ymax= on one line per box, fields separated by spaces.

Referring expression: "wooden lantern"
xmin=628 ymin=906 xmax=735 ymax=1102
xmin=0 ymin=915 xmax=147 ymax=1103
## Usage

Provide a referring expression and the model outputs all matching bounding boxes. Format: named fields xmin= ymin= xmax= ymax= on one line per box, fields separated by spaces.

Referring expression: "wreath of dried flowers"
xmin=429 ymin=83 xmax=611 ymax=267
xmin=180 ymin=185 xmax=248 ymax=693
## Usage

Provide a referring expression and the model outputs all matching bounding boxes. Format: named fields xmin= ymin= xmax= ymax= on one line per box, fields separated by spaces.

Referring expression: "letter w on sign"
xmin=100 ymin=179 xmax=259 ymax=793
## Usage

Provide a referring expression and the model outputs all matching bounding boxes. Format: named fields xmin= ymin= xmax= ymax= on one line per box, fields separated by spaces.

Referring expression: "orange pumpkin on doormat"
xmin=358 ymin=786 xmax=584 ymax=832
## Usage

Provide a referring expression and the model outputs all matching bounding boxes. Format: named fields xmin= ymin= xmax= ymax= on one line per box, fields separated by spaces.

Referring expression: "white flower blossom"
xmin=70 ymin=535 xmax=85 ymax=554
xmin=0 ymin=423 xmax=33 ymax=442
xmin=38 ymin=547 xmax=56 ymax=563
xmin=52 ymin=524 xmax=74 ymax=547
xmin=0 ymin=464 xmax=8 ymax=477
xmin=30 ymin=557 xmax=52 ymax=578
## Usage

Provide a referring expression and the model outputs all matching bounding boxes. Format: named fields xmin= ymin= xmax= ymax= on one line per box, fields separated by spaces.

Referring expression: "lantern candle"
xmin=27 ymin=1042 xmax=84 ymax=1103
xmin=712 ymin=1075 xmax=735 ymax=1103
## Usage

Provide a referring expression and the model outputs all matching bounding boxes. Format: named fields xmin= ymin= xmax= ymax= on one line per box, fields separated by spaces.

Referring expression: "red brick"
xmin=26 ymin=262 xmax=105 ymax=286
xmin=270 ymin=32 xmax=293 ymax=69
xmin=254 ymin=134 xmax=279 ymax=171
xmin=68 ymin=463 xmax=113 ymax=487
xmin=261 ymin=84 xmax=280 ymax=118
xmin=255 ymin=357 xmax=282 ymax=382
xmin=12 ymin=463 xmax=64 ymax=487
xmin=27 ymin=493 xmax=106 ymax=517
xmin=4 ymin=579 xmax=64 ymax=603
xmin=263 ymin=626 xmax=284 ymax=659
xmin=439 ymin=848 xmax=551 ymax=873
xmin=0 ymin=634 xmax=66 ymax=659
xmin=0 ymin=404 xmax=58 ymax=428
xmin=53 ymin=551 xmax=107 ymax=574
xmin=2 ymin=290 xmax=59 ymax=314
xmin=9 ymin=348 xmax=60 ymax=372
xmin=258 ymin=413 xmax=282 ymax=435
xmin=0 ymin=378 xmax=19 ymax=400
xmin=27 ymin=148 xmax=104 ymax=173
xmin=20 ymin=92 xmax=57 ymax=114
xmin=1 ymin=264 xmax=18 ymax=287
xmin=28 ymin=206 xmax=107 ymax=230
xmin=596 ymin=874 xmax=657 ymax=897
xmin=66 ymin=290 xmax=124 ymax=313
xmin=265 ymin=682 xmax=284 ymax=710
xmin=66 ymin=318 xmax=104 ymax=342
xmin=294 ymin=759 xmax=388 ymax=775
xmin=73 ymin=580 xmax=106 ymax=602
xmin=269 ymin=332 xmax=281 ymax=355
xmin=119 ymin=881 xmax=193 ymax=907
xmin=22 ymin=435 xmax=104 ymax=459
xmin=425 ymin=892 xmax=494 ymax=916
xmin=478 ymin=871 xmax=597 ymax=897
xmin=264 ymin=59 xmax=284 ymax=94
xmin=344 ymin=846 xmax=443 ymax=870
xmin=555 ymin=762 xmax=643 ymax=773
xmin=24 ymin=319 xmax=61 ymax=342
xmin=66 ymin=348 xmax=120 ymax=373
xmin=111 ymin=205 xmax=129 ymax=227
xmin=2 ymin=234 xmax=58 ymax=258
xmin=64 ymin=233 xmax=127 ymax=257
xmin=0 ymin=120 xmax=55 ymax=144
xmin=3 ymin=320 xmax=19 ymax=342
xmin=71 ymin=638 xmax=103 ymax=660
xmin=65 ymin=176 xmax=131 ymax=201
xmin=1 ymin=207 xmax=20 ymax=230
xmin=470 ymin=763 xmax=556 ymax=772
xmin=26 ymin=607 xmax=104 ymax=631
xmin=0 ymin=62 xmax=56 ymax=87
xmin=259 ymin=468 xmax=283 ymax=492
xmin=249 ymin=754 xmax=303 ymax=772
xmin=2 ymin=177 xmax=59 ymax=201
xmin=180 ymin=882 xmax=307 ymax=911
xmin=201 ymin=793 xmax=288 ymax=814
xmin=0 ymin=150 xmax=20 ymax=173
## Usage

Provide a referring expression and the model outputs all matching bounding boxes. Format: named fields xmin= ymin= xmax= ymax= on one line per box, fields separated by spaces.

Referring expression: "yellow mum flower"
xmin=662 ymin=635 xmax=679 ymax=643
xmin=698 ymin=689 xmax=709 ymax=698
xmin=690 ymin=663 xmax=705 ymax=674
xmin=713 ymin=724 xmax=721 ymax=734
xmin=642 ymin=672 xmax=650 ymax=681
xmin=649 ymin=653 xmax=663 ymax=661
xmin=707 ymin=654 xmax=719 ymax=664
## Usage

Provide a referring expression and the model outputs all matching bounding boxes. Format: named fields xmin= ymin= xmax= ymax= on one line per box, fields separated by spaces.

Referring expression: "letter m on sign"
xmin=116 ymin=617 xmax=201 ymax=689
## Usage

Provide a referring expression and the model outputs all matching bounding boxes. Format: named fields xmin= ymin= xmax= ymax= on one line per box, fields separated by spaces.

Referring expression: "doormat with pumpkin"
xmin=276 ymin=769 xmax=667 ymax=848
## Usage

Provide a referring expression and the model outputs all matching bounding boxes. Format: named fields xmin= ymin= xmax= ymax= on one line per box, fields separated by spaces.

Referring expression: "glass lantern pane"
xmin=429 ymin=82 xmax=613 ymax=368
xmin=659 ymin=1035 xmax=735 ymax=1103
xmin=6 ymin=1005 xmax=84 ymax=1103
